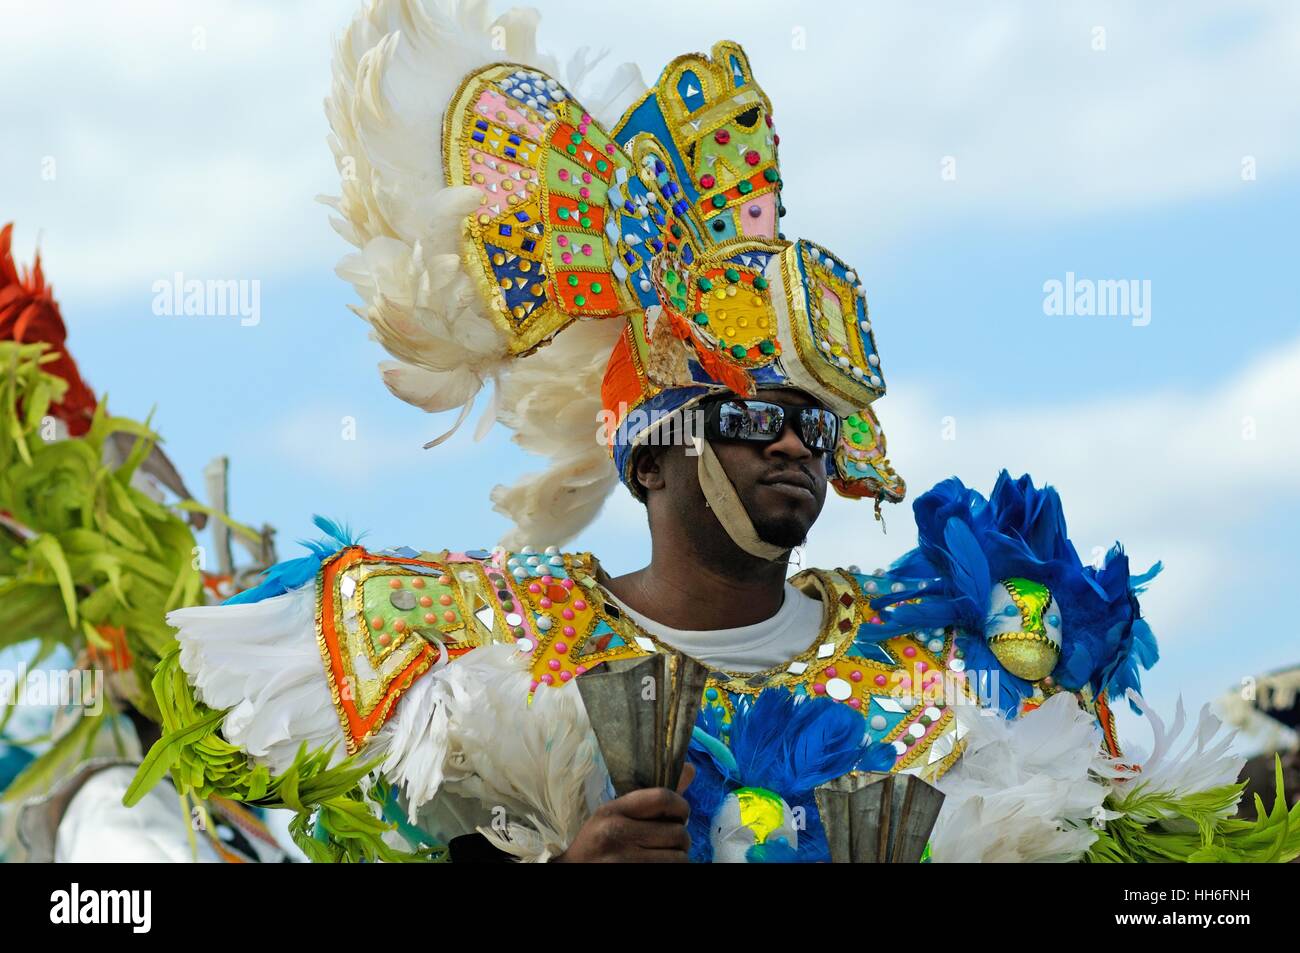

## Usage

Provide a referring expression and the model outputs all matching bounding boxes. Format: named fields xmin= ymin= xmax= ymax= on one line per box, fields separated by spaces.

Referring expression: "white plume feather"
xmin=323 ymin=0 xmax=647 ymax=543
xmin=929 ymin=695 xmax=1112 ymax=863
xmin=1097 ymin=690 xmax=1245 ymax=820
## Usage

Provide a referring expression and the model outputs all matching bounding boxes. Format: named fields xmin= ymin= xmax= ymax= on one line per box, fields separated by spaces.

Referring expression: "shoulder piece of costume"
xmin=324 ymin=0 xmax=904 ymax=550
xmin=865 ymin=470 xmax=1161 ymax=755
xmin=206 ymin=526 xmax=971 ymax=781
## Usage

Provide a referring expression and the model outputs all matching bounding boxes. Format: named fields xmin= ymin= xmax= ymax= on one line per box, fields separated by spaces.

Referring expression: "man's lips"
xmin=760 ymin=470 xmax=816 ymax=497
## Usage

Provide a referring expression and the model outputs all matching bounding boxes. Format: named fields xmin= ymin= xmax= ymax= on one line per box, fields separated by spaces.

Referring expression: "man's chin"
xmin=754 ymin=518 xmax=811 ymax=551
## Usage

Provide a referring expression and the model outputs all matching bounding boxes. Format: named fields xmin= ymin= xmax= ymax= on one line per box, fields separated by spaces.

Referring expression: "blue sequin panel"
xmin=484 ymin=242 xmax=546 ymax=326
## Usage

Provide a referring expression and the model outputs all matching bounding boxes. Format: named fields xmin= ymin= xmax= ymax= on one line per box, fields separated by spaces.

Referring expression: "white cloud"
xmin=6 ymin=0 xmax=1298 ymax=301
xmin=2 ymin=0 xmax=355 ymax=299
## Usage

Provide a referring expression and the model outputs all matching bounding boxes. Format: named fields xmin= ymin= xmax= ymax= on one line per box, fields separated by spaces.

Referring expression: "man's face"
xmin=637 ymin=388 xmax=832 ymax=551
xmin=706 ymin=388 xmax=831 ymax=548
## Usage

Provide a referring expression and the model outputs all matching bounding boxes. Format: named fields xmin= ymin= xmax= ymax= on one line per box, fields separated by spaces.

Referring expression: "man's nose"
xmin=765 ymin=420 xmax=812 ymax=460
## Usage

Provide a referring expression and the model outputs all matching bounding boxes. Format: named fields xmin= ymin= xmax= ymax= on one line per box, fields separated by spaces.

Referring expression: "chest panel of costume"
xmin=315 ymin=547 xmax=976 ymax=778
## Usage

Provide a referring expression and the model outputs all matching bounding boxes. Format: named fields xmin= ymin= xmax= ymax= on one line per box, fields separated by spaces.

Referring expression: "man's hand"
xmin=552 ymin=764 xmax=694 ymax=862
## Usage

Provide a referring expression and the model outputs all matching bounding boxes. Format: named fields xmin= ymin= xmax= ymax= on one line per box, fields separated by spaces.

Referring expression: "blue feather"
xmin=874 ymin=472 xmax=1161 ymax=708
xmin=685 ymin=690 xmax=878 ymax=863
xmin=224 ymin=514 xmax=363 ymax=605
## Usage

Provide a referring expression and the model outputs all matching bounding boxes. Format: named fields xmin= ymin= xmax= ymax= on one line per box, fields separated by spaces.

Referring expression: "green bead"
xmin=711 ymin=194 xmax=727 ymax=209
xmin=578 ymin=201 xmax=589 ymax=213
xmin=665 ymin=271 xmax=678 ymax=285
xmin=591 ymin=282 xmax=603 ymax=293
xmin=738 ymin=180 xmax=753 ymax=194
xmin=759 ymin=339 xmax=775 ymax=354
xmin=731 ymin=344 xmax=747 ymax=358
xmin=752 ymin=276 xmax=768 ymax=290
xmin=580 ymin=217 xmax=591 ymax=228
xmin=574 ymin=294 xmax=586 ymax=306
xmin=596 ymin=160 xmax=608 ymax=172
xmin=670 ymin=224 xmax=683 ymax=239
xmin=847 ymin=414 xmax=861 ymax=427
xmin=764 ymin=168 xmax=779 ymax=182
xmin=566 ymin=144 xmax=576 ymax=156
xmin=570 ymin=132 xmax=582 ymax=145
xmin=724 ymin=268 xmax=740 ymax=283
xmin=567 ymin=274 xmax=579 ymax=286
xmin=693 ymin=312 xmax=709 ymax=325
xmin=557 ymin=207 xmax=570 ymax=220
xmin=851 ymin=432 xmax=864 ymax=444
xmin=697 ymin=277 xmax=712 ymax=292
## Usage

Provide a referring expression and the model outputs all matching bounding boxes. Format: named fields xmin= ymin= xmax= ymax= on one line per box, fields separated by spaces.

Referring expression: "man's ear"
xmin=633 ymin=445 xmax=668 ymax=495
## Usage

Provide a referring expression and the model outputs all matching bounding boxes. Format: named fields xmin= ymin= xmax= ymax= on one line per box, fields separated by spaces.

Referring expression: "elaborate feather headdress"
xmin=324 ymin=0 xmax=904 ymax=548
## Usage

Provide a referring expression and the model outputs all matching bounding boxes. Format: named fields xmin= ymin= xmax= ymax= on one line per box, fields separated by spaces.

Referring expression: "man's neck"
xmin=605 ymin=542 xmax=792 ymax=631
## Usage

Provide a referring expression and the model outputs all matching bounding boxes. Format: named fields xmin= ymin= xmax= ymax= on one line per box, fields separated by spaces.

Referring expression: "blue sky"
xmin=4 ymin=0 xmax=1298 ymax=751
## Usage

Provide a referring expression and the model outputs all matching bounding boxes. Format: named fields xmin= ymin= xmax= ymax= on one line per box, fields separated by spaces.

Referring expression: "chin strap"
xmin=695 ymin=438 xmax=791 ymax=562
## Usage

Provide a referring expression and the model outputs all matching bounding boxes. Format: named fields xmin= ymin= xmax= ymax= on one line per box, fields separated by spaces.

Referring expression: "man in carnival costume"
xmin=137 ymin=0 xmax=1300 ymax=863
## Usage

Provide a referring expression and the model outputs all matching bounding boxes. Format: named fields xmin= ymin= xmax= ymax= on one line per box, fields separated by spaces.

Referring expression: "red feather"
xmin=0 ymin=223 xmax=97 ymax=435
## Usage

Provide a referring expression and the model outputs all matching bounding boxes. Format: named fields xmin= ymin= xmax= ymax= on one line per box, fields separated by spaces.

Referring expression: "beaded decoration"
xmin=437 ymin=45 xmax=903 ymax=508
xmin=316 ymin=544 xmax=974 ymax=779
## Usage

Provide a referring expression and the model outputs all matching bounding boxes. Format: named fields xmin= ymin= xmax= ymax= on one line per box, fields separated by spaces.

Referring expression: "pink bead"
xmin=581 ymin=244 xmax=592 ymax=256
xmin=850 ymin=671 xmax=863 ymax=682
xmin=903 ymin=646 xmax=917 ymax=658
xmin=528 ymin=583 xmax=541 ymax=593
xmin=563 ymin=625 xmax=575 ymax=636
xmin=575 ymin=665 xmax=587 ymax=675
xmin=848 ymin=698 xmax=862 ymax=709
xmin=824 ymin=666 xmax=837 ymax=678
xmin=558 ymin=169 xmax=569 ymax=181
xmin=541 ymin=575 xmax=553 ymax=585
xmin=561 ymin=252 xmax=572 ymax=263
xmin=899 ymin=675 xmax=911 ymax=687
xmin=562 ymin=608 xmax=574 ymax=620
xmin=541 ymin=673 xmax=554 ymax=685
xmin=556 ymin=235 xmax=568 ymax=247
xmin=582 ymin=113 xmax=592 ymax=123
xmin=548 ymin=659 xmax=560 ymax=670
xmin=562 ymin=579 xmax=574 ymax=590
xmin=530 ymin=679 xmax=539 ymax=691
xmin=554 ymin=642 xmax=568 ymax=653
xmin=579 ymin=187 xmax=590 ymax=198
xmin=578 ymin=124 xmax=589 ymax=135
xmin=559 ymin=670 xmax=573 ymax=682
xmin=874 ymin=674 xmax=887 ymax=687
xmin=605 ymin=144 xmax=615 ymax=155
xmin=812 ymin=683 xmax=826 ymax=695
xmin=573 ymin=600 xmax=587 ymax=610
xmin=540 ymin=597 xmax=552 ymax=609
xmin=918 ymin=661 xmax=929 ymax=673
xmin=581 ymin=172 xmax=592 ymax=184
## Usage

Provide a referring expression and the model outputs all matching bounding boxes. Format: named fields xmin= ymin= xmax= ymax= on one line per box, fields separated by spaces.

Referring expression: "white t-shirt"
xmin=604 ymin=582 xmax=826 ymax=673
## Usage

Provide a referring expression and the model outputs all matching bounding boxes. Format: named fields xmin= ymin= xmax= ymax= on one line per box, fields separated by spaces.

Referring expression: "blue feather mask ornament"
xmin=685 ymin=689 xmax=894 ymax=863
xmin=868 ymin=472 xmax=1160 ymax=715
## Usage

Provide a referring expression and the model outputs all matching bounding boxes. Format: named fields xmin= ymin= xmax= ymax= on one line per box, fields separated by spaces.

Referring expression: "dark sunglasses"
xmin=701 ymin=398 xmax=840 ymax=454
